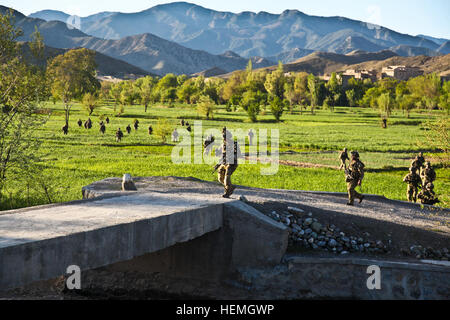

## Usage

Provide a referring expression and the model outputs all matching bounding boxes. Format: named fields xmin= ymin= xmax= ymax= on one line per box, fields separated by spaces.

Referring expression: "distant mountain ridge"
xmin=29 ymin=1 xmax=448 ymax=59
xmin=1 ymin=6 xmax=274 ymax=75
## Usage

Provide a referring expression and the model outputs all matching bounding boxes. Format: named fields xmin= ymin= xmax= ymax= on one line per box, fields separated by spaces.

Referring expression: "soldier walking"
xmin=214 ymin=127 xmax=242 ymax=198
xmin=418 ymin=183 xmax=440 ymax=205
xmin=248 ymin=129 xmax=254 ymax=146
xmin=116 ymin=128 xmax=124 ymax=142
xmin=403 ymin=167 xmax=422 ymax=202
xmin=421 ymin=161 xmax=436 ymax=186
xmin=134 ymin=119 xmax=139 ymax=131
xmin=345 ymin=151 xmax=365 ymax=206
xmin=100 ymin=122 xmax=106 ymax=135
xmin=148 ymin=125 xmax=153 ymax=135
xmin=339 ymin=148 xmax=349 ymax=170
xmin=62 ymin=123 xmax=69 ymax=135
xmin=77 ymin=119 xmax=82 ymax=127
xmin=126 ymin=124 xmax=132 ymax=134
xmin=172 ymin=128 xmax=179 ymax=142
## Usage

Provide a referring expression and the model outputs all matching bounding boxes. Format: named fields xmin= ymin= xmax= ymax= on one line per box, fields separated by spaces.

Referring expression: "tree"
xmin=438 ymin=81 xmax=450 ymax=114
xmin=264 ymin=61 xmax=286 ymax=100
xmin=82 ymin=92 xmax=99 ymax=115
xmin=241 ymin=91 xmax=264 ymax=122
xmin=397 ymin=94 xmax=416 ymax=118
xmin=47 ymin=48 xmax=100 ymax=126
xmin=270 ymin=97 xmax=286 ymax=122
xmin=346 ymin=89 xmax=356 ymax=107
xmin=135 ymin=76 xmax=156 ymax=112
xmin=197 ymin=95 xmax=215 ymax=119
xmin=377 ymin=93 xmax=392 ymax=126
xmin=0 ymin=11 xmax=48 ymax=200
xmin=154 ymin=118 xmax=172 ymax=143
xmin=307 ymin=74 xmax=319 ymax=114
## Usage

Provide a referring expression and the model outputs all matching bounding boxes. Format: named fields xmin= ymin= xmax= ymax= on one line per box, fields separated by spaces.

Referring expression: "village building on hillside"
xmin=381 ymin=65 xmax=424 ymax=81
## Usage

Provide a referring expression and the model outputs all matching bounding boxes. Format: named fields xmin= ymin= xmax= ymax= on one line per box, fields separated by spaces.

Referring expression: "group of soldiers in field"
xmin=403 ymin=153 xmax=439 ymax=205
xmin=338 ymin=148 xmax=440 ymax=206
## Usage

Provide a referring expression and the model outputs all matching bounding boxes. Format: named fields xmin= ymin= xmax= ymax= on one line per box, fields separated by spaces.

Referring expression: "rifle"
xmin=212 ymin=127 xmax=227 ymax=173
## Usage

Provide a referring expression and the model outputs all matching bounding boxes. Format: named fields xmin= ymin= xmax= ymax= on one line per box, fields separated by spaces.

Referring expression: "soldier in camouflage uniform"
xmin=417 ymin=152 xmax=425 ymax=169
xmin=403 ymin=167 xmax=422 ymax=202
xmin=345 ymin=151 xmax=365 ymax=206
xmin=418 ymin=182 xmax=440 ymax=205
xmin=421 ymin=161 xmax=436 ymax=186
xmin=339 ymin=148 xmax=349 ymax=170
xmin=214 ymin=127 xmax=241 ymax=198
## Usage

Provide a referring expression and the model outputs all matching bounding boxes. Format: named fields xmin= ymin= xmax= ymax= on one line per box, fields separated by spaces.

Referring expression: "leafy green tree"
xmin=438 ymin=81 xmax=450 ymax=114
xmin=270 ymin=97 xmax=286 ymax=122
xmin=307 ymin=74 xmax=319 ymax=114
xmin=135 ymin=76 xmax=156 ymax=112
xmin=82 ymin=92 xmax=99 ymax=115
xmin=346 ymin=89 xmax=356 ymax=107
xmin=154 ymin=118 xmax=172 ymax=143
xmin=0 ymin=11 xmax=48 ymax=200
xmin=197 ymin=95 xmax=215 ymax=119
xmin=377 ymin=92 xmax=392 ymax=125
xmin=47 ymin=48 xmax=100 ymax=126
xmin=264 ymin=61 xmax=286 ymax=100
xmin=242 ymin=90 xmax=265 ymax=122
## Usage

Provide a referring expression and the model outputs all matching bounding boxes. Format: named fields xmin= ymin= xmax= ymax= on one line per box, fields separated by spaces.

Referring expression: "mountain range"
xmin=2 ymin=2 xmax=449 ymax=78
xmin=29 ymin=1 xmax=449 ymax=59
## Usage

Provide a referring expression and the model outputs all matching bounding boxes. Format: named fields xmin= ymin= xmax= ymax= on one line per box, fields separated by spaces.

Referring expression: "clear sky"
xmin=3 ymin=0 xmax=450 ymax=39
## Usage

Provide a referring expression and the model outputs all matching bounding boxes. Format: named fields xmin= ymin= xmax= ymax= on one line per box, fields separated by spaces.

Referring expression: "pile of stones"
xmin=266 ymin=206 xmax=390 ymax=255
xmin=406 ymin=245 xmax=449 ymax=261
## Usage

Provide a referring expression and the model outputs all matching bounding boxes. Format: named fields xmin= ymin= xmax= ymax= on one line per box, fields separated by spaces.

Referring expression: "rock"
xmin=304 ymin=218 xmax=313 ymax=226
xmin=308 ymin=212 xmax=313 ymax=217
xmin=311 ymin=244 xmax=319 ymax=250
xmin=317 ymin=241 xmax=326 ymax=247
xmin=311 ymin=222 xmax=322 ymax=233
xmin=239 ymin=195 xmax=248 ymax=202
xmin=122 ymin=174 xmax=137 ymax=191
xmin=287 ymin=207 xmax=304 ymax=214
xmin=284 ymin=218 xmax=291 ymax=226
xmin=304 ymin=228 xmax=312 ymax=234
xmin=311 ymin=232 xmax=318 ymax=239
xmin=298 ymin=230 xmax=305 ymax=236
xmin=328 ymin=239 xmax=337 ymax=247
xmin=364 ymin=243 xmax=371 ymax=248
xmin=308 ymin=237 xmax=314 ymax=244
xmin=341 ymin=251 xmax=349 ymax=255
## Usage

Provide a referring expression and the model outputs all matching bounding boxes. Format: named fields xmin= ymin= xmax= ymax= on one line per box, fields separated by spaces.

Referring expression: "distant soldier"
xmin=126 ymin=124 xmax=132 ymax=134
xmin=421 ymin=161 xmax=436 ymax=186
xmin=116 ymin=128 xmax=124 ymax=142
xmin=180 ymin=119 xmax=185 ymax=126
xmin=248 ymin=129 xmax=254 ymax=146
xmin=77 ymin=119 xmax=82 ymax=127
xmin=417 ymin=152 xmax=425 ymax=168
xmin=213 ymin=127 xmax=242 ymax=198
xmin=148 ymin=125 xmax=153 ymax=135
xmin=62 ymin=123 xmax=69 ymax=135
xmin=185 ymin=121 xmax=190 ymax=127
xmin=204 ymin=134 xmax=215 ymax=156
xmin=100 ymin=123 xmax=106 ymax=135
xmin=84 ymin=118 xmax=92 ymax=129
xmin=186 ymin=124 xmax=192 ymax=132
xmin=418 ymin=183 xmax=440 ymax=205
xmin=105 ymin=117 xmax=110 ymax=124
xmin=345 ymin=151 xmax=365 ymax=206
xmin=133 ymin=119 xmax=139 ymax=131
xmin=172 ymin=128 xmax=179 ymax=142
xmin=339 ymin=148 xmax=349 ymax=170
xmin=410 ymin=156 xmax=422 ymax=171
xmin=403 ymin=167 xmax=422 ymax=202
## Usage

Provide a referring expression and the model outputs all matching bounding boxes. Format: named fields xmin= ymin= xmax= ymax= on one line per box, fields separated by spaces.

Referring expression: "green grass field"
xmin=1 ymin=101 xmax=448 ymax=210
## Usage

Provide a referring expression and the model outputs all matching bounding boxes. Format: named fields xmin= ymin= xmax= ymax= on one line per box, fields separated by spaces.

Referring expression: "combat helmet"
xmin=351 ymin=151 xmax=360 ymax=158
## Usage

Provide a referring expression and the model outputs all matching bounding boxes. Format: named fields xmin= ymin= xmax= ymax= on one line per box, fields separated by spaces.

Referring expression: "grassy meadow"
xmin=1 ymin=101 xmax=449 ymax=210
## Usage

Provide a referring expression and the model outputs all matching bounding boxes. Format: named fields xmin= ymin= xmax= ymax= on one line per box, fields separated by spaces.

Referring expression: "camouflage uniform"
xmin=346 ymin=152 xmax=365 ymax=205
xmin=216 ymin=128 xmax=241 ymax=198
xmin=339 ymin=148 xmax=349 ymax=170
xmin=421 ymin=162 xmax=436 ymax=186
xmin=418 ymin=183 xmax=440 ymax=205
xmin=403 ymin=167 xmax=422 ymax=202
xmin=417 ymin=152 xmax=425 ymax=169
xmin=116 ymin=128 xmax=123 ymax=142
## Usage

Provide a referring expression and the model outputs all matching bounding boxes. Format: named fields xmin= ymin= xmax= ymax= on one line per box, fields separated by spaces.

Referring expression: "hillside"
xmin=3 ymin=6 xmax=275 ymax=76
xmin=218 ymin=51 xmax=450 ymax=78
xmin=20 ymin=43 xmax=153 ymax=78
xmin=29 ymin=1 xmax=446 ymax=58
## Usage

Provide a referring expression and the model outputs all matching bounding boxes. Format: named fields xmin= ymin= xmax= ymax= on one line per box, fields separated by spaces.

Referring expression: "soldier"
xmin=180 ymin=119 xmax=185 ymax=126
xmin=62 ymin=123 xmax=69 ymax=135
xmin=418 ymin=183 xmax=440 ymax=205
xmin=84 ymin=118 xmax=92 ymax=129
xmin=105 ymin=117 xmax=110 ymax=124
xmin=204 ymin=134 xmax=215 ymax=156
xmin=214 ymin=127 xmax=242 ymax=198
xmin=185 ymin=121 xmax=190 ymax=127
xmin=421 ymin=161 xmax=436 ymax=186
xmin=100 ymin=122 xmax=106 ymax=135
xmin=116 ymin=128 xmax=123 ymax=142
xmin=417 ymin=152 xmax=425 ymax=168
xmin=345 ymin=151 xmax=365 ymax=206
xmin=126 ymin=124 xmax=132 ymax=134
xmin=186 ymin=124 xmax=192 ymax=132
xmin=133 ymin=119 xmax=139 ymax=131
xmin=148 ymin=125 xmax=153 ymax=135
xmin=77 ymin=119 xmax=82 ymax=127
xmin=172 ymin=128 xmax=179 ymax=142
xmin=339 ymin=148 xmax=349 ymax=170
xmin=248 ymin=129 xmax=254 ymax=146
xmin=403 ymin=167 xmax=422 ymax=202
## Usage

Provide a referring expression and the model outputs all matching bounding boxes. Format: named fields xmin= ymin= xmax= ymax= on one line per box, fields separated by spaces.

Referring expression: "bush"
xmin=197 ymin=95 xmax=215 ymax=119
xmin=270 ymin=97 xmax=286 ymax=122
xmin=154 ymin=118 xmax=173 ymax=143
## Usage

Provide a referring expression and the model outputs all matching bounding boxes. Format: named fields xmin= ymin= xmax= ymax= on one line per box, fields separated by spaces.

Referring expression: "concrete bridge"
xmin=1 ymin=176 xmax=449 ymax=299
xmin=0 ymin=177 xmax=287 ymax=291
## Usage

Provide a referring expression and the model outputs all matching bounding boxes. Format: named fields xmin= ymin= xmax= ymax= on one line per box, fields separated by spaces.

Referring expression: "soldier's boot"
xmin=359 ymin=195 xmax=364 ymax=203
xmin=346 ymin=202 xmax=354 ymax=206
